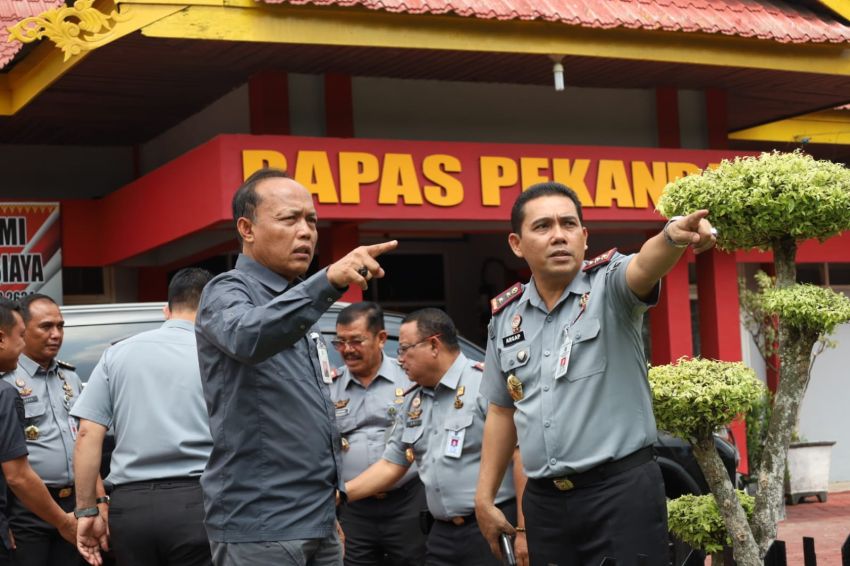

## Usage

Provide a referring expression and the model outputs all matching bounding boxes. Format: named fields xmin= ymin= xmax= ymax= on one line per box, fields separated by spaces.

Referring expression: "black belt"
xmin=371 ymin=477 xmax=421 ymax=501
xmin=113 ymin=476 xmax=200 ymax=491
xmin=530 ymin=446 xmax=654 ymax=492
xmin=47 ymin=486 xmax=74 ymax=499
xmin=437 ymin=498 xmax=514 ymax=527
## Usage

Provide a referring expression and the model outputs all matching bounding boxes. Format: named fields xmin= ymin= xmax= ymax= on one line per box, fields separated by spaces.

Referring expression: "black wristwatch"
xmin=96 ymin=496 xmax=110 ymax=505
xmin=73 ymin=506 xmax=100 ymax=518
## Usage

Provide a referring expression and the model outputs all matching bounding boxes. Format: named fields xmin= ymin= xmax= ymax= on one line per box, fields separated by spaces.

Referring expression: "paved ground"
xmin=775 ymin=486 xmax=850 ymax=565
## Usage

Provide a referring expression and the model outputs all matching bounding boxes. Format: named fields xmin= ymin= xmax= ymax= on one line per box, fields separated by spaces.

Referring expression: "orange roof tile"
xmin=259 ymin=0 xmax=850 ymax=44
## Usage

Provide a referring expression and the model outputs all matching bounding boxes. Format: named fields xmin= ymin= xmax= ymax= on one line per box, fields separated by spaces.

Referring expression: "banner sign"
xmin=234 ymin=136 xmax=753 ymax=223
xmin=0 ymin=203 xmax=62 ymax=303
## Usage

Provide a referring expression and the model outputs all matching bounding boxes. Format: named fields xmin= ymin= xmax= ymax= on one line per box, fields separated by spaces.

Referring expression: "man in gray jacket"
xmin=195 ymin=168 xmax=396 ymax=566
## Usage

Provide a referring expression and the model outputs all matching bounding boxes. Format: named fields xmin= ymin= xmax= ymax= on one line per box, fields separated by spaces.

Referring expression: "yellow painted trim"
xmin=817 ymin=0 xmax=850 ymax=23
xmin=136 ymin=2 xmax=850 ymax=76
xmin=0 ymin=2 xmax=188 ymax=115
xmin=730 ymin=110 xmax=850 ymax=145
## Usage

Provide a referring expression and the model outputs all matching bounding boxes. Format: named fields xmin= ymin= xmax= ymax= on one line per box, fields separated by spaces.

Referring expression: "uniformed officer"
xmin=330 ymin=302 xmax=426 ymax=566
xmin=72 ymin=268 xmax=215 ymax=566
xmin=1 ymin=294 xmax=86 ymax=566
xmin=345 ymin=308 xmax=524 ymax=566
xmin=0 ymin=299 xmax=77 ymax=566
xmin=474 ymin=182 xmax=717 ymax=566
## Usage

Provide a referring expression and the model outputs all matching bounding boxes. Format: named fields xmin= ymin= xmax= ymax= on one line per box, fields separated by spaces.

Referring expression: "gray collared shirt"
xmin=480 ymin=252 xmax=659 ymax=479
xmin=383 ymin=353 xmax=515 ymax=521
xmin=2 ymin=354 xmax=82 ymax=486
xmin=330 ymin=354 xmax=418 ymax=486
xmin=70 ymin=320 xmax=213 ymax=486
xmin=195 ymin=254 xmax=344 ymax=543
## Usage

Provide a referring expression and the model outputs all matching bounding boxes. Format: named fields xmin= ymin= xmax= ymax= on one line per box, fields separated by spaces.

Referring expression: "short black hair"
xmin=401 ymin=308 xmax=459 ymax=351
xmin=168 ymin=268 xmax=214 ymax=311
xmin=19 ymin=293 xmax=57 ymax=325
xmin=0 ymin=298 xmax=22 ymax=332
xmin=337 ymin=302 xmax=385 ymax=335
xmin=232 ymin=168 xmax=291 ymax=239
xmin=510 ymin=182 xmax=584 ymax=234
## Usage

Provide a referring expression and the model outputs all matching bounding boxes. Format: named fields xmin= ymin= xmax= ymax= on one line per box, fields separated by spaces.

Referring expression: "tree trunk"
xmin=751 ymin=325 xmax=818 ymax=554
xmin=773 ymin=236 xmax=797 ymax=289
xmin=692 ymin=436 xmax=761 ymax=566
xmin=749 ymin=236 xmax=811 ymax=555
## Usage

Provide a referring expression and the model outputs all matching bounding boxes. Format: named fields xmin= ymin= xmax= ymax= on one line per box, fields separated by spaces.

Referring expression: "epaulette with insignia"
xmin=56 ymin=359 xmax=76 ymax=371
xmin=472 ymin=362 xmax=485 ymax=372
xmin=582 ymin=248 xmax=618 ymax=272
xmin=490 ymin=283 xmax=524 ymax=315
xmin=403 ymin=384 xmax=421 ymax=396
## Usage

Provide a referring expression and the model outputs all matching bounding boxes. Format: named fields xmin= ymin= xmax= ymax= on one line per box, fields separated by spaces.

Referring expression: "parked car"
xmin=60 ymin=302 xmax=737 ymax=563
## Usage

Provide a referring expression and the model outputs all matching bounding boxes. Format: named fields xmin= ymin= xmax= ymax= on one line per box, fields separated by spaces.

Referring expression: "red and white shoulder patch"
xmin=490 ymin=282 xmax=524 ymax=315
xmin=582 ymin=248 xmax=618 ymax=272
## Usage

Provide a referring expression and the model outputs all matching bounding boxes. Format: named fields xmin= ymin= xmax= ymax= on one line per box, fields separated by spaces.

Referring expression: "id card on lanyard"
xmin=555 ymin=292 xmax=589 ymax=380
xmin=310 ymin=332 xmax=333 ymax=384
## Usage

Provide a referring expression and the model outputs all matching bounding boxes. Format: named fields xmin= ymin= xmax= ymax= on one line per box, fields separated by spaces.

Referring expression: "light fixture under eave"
xmin=550 ymin=56 xmax=565 ymax=91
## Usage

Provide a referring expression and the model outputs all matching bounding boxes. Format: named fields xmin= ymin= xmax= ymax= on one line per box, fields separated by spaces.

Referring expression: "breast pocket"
xmin=443 ymin=413 xmax=476 ymax=454
xmin=336 ymin=415 xmax=356 ymax=435
xmin=24 ymin=400 xmax=46 ymax=421
xmin=401 ymin=423 xmax=425 ymax=446
xmin=499 ymin=347 xmax=530 ymax=376
xmin=566 ymin=317 xmax=607 ymax=382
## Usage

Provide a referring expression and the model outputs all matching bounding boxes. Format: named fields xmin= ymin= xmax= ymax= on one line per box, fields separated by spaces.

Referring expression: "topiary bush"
xmin=658 ymin=150 xmax=850 ymax=563
xmin=668 ymin=492 xmax=755 ymax=557
xmin=658 ymin=150 xmax=850 ymax=253
xmin=650 ymin=358 xmax=766 ymax=441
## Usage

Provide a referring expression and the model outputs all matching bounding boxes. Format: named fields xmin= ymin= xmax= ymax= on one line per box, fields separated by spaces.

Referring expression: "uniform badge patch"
xmin=506 ymin=374 xmax=524 ymax=402
xmin=25 ymin=425 xmax=39 ymax=441
xmin=491 ymin=283 xmax=524 ymax=315
xmin=582 ymin=248 xmax=617 ymax=272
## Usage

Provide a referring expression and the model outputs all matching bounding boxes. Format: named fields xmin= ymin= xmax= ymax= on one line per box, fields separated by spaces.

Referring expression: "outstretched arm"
xmin=627 ymin=209 xmax=716 ymax=300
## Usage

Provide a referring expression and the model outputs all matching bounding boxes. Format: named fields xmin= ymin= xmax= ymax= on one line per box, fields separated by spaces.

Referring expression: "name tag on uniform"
xmin=311 ymin=333 xmax=333 ymax=384
xmin=68 ymin=416 xmax=79 ymax=441
xmin=554 ymin=329 xmax=573 ymax=380
xmin=444 ymin=429 xmax=465 ymax=458
xmin=502 ymin=332 xmax=525 ymax=347
xmin=23 ymin=396 xmax=39 ymax=404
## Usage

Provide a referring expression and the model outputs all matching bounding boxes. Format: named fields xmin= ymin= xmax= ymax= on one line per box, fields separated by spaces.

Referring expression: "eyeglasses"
xmin=397 ymin=334 xmax=441 ymax=357
xmin=330 ymin=337 xmax=370 ymax=351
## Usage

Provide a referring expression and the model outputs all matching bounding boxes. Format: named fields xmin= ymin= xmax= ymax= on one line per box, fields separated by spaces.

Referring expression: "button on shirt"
xmin=2 ymin=355 xmax=82 ymax=486
xmin=330 ymin=355 xmax=418 ymax=486
xmin=383 ymin=354 xmax=515 ymax=521
xmin=480 ymin=252 xmax=659 ymax=479
xmin=0 ymin=380 xmax=28 ymax=550
xmin=70 ymin=320 xmax=213 ymax=486
xmin=195 ymin=254 xmax=344 ymax=543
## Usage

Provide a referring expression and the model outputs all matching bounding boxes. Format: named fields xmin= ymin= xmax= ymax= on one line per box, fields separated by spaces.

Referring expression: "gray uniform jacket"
xmin=71 ymin=319 xmax=213 ymax=486
xmin=480 ymin=251 xmax=659 ymax=479
xmin=2 ymin=354 xmax=82 ymax=486
xmin=330 ymin=355 xmax=418 ymax=487
xmin=195 ymin=254 xmax=344 ymax=543
xmin=383 ymin=353 xmax=515 ymax=521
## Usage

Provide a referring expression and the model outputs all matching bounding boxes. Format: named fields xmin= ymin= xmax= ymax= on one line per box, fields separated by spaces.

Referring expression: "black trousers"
xmin=424 ymin=499 xmax=516 ymax=566
xmin=108 ymin=478 xmax=211 ymax=566
xmin=7 ymin=488 xmax=83 ymax=566
xmin=523 ymin=460 xmax=669 ymax=566
xmin=339 ymin=479 xmax=427 ymax=566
